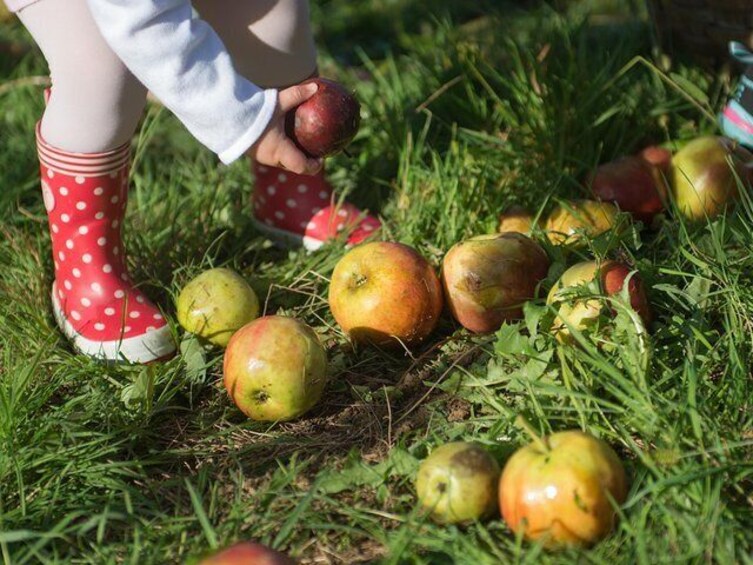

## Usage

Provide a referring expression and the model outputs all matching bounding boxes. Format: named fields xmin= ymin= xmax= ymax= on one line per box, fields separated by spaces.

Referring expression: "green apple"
xmin=500 ymin=429 xmax=627 ymax=547
xmin=223 ymin=316 xmax=327 ymax=421
xmin=670 ymin=136 xmax=752 ymax=221
xmin=176 ymin=268 xmax=259 ymax=347
xmin=545 ymin=200 xmax=622 ymax=247
xmin=416 ymin=442 xmax=500 ymax=524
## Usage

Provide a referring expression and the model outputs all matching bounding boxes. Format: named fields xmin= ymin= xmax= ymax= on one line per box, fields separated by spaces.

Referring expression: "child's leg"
xmin=17 ymin=0 xmax=175 ymax=363
xmin=196 ymin=0 xmax=381 ymax=250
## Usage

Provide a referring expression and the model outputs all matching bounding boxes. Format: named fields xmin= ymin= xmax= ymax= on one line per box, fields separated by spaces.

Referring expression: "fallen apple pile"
xmin=171 ymin=83 xmax=752 ymax=558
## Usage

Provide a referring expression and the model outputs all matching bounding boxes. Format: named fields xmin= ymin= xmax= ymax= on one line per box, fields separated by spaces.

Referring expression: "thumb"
xmin=278 ymin=81 xmax=319 ymax=112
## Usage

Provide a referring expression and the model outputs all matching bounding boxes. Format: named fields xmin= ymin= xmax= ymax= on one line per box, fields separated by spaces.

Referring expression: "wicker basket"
xmin=648 ymin=0 xmax=753 ymax=65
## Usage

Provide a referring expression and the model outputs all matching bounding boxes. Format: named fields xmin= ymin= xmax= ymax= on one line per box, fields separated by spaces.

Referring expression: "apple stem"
xmin=515 ymin=415 xmax=550 ymax=453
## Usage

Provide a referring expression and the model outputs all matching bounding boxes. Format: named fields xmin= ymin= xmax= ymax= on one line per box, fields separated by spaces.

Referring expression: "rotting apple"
xmin=198 ymin=541 xmax=294 ymax=565
xmin=499 ymin=422 xmax=628 ymax=547
xmin=670 ymin=136 xmax=752 ymax=221
xmin=546 ymin=260 xmax=651 ymax=342
xmin=590 ymin=155 xmax=666 ymax=223
xmin=176 ymin=268 xmax=260 ymax=347
xmin=286 ymin=78 xmax=360 ymax=158
xmin=416 ymin=442 xmax=501 ymax=524
xmin=328 ymin=242 xmax=443 ymax=347
xmin=545 ymin=200 xmax=623 ymax=247
xmin=223 ymin=316 xmax=327 ymax=422
xmin=442 ymin=233 xmax=550 ymax=333
xmin=498 ymin=206 xmax=538 ymax=235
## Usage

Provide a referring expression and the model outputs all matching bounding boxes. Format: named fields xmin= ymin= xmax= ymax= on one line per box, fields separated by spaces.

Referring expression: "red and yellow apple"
xmin=670 ymin=136 xmax=752 ymax=221
xmin=176 ymin=268 xmax=260 ymax=347
xmin=545 ymin=200 xmax=622 ymax=246
xmin=547 ymin=260 xmax=651 ymax=341
xmin=442 ymin=233 xmax=550 ymax=333
xmin=590 ymin=155 xmax=666 ymax=223
xmin=286 ymin=78 xmax=360 ymax=158
xmin=500 ymin=430 xmax=628 ymax=547
xmin=223 ymin=316 xmax=327 ymax=421
xmin=199 ymin=542 xmax=294 ymax=565
xmin=416 ymin=442 xmax=500 ymax=524
xmin=498 ymin=206 xmax=538 ymax=235
xmin=328 ymin=242 xmax=443 ymax=347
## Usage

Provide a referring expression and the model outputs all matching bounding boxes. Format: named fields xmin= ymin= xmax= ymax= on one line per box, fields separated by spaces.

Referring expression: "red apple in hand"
xmin=223 ymin=316 xmax=328 ymax=421
xmin=546 ymin=260 xmax=651 ymax=342
xmin=500 ymin=426 xmax=628 ymax=547
xmin=286 ymin=78 xmax=360 ymax=158
xmin=590 ymin=154 xmax=667 ymax=223
xmin=442 ymin=233 xmax=550 ymax=333
xmin=328 ymin=242 xmax=443 ymax=347
xmin=199 ymin=542 xmax=294 ymax=565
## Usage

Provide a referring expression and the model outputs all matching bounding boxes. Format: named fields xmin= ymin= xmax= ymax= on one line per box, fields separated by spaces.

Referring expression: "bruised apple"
xmin=670 ymin=136 xmax=752 ymax=221
xmin=416 ymin=442 xmax=500 ymax=524
xmin=547 ymin=260 xmax=651 ymax=341
xmin=199 ymin=542 xmax=294 ymax=565
xmin=223 ymin=316 xmax=327 ymax=421
xmin=500 ymin=430 xmax=628 ymax=547
xmin=545 ymin=200 xmax=622 ymax=246
xmin=176 ymin=268 xmax=260 ymax=347
xmin=498 ymin=206 xmax=537 ymax=234
xmin=590 ymin=155 xmax=666 ymax=223
xmin=328 ymin=242 xmax=443 ymax=347
xmin=286 ymin=78 xmax=360 ymax=158
xmin=442 ymin=233 xmax=550 ymax=333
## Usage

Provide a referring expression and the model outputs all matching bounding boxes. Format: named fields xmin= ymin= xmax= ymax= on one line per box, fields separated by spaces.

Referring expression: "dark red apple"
xmin=590 ymin=155 xmax=666 ymax=223
xmin=286 ymin=78 xmax=360 ymax=158
xmin=639 ymin=145 xmax=672 ymax=173
xmin=199 ymin=542 xmax=294 ymax=565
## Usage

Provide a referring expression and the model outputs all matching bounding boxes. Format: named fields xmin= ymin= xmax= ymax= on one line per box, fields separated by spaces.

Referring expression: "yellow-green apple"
xmin=670 ymin=136 xmax=752 ymax=221
xmin=223 ymin=316 xmax=327 ymax=421
xmin=500 ymin=429 xmax=628 ymax=547
xmin=547 ymin=260 xmax=651 ymax=342
xmin=177 ymin=268 xmax=259 ymax=347
xmin=442 ymin=233 xmax=550 ymax=333
xmin=286 ymin=78 xmax=360 ymax=158
xmin=328 ymin=242 xmax=443 ymax=347
xmin=590 ymin=155 xmax=667 ymax=223
xmin=416 ymin=442 xmax=500 ymax=524
xmin=498 ymin=206 xmax=537 ymax=234
xmin=545 ymin=200 xmax=622 ymax=246
xmin=198 ymin=542 xmax=294 ymax=565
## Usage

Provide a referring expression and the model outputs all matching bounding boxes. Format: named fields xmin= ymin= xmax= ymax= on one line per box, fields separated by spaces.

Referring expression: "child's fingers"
xmin=278 ymin=82 xmax=319 ymax=113
xmin=276 ymin=138 xmax=322 ymax=175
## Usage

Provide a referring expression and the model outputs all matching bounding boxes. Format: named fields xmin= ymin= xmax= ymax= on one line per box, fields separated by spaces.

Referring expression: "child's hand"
xmin=247 ymin=82 xmax=322 ymax=175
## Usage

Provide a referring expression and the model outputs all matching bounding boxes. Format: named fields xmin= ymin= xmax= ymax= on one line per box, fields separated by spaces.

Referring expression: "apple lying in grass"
xmin=176 ymin=268 xmax=260 ymax=347
xmin=670 ymin=136 xmax=752 ymax=221
xmin=286 ymin=78 xmax=360 ymax=158
xmin=590 ymin=155 xmax=667 ymax=223
xmin=328 ymin=242 xmax=443 ymax=347
xmin=545 ymin=200 xmax=623 ymax=247
xmin=223 ymin=316 xmax=327 ymax=421
xmin=416 ymin=442 xmax=500 ymax=524
xmin=498 ymin=206 xmax=538 ymax=234
xmin=442 ymin=233 xmax=550 ymax=333
xmin=199 ymin=542 xmax=294 ymax=565
xmin=500 ymin=427 xmax=627 ymax=547
xmin=546 ymin=260 xmax=651 ymax=341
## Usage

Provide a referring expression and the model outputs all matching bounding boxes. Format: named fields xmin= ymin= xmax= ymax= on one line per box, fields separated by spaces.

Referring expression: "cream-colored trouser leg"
xmin=17 ymin=0 xmax=317 ymax=153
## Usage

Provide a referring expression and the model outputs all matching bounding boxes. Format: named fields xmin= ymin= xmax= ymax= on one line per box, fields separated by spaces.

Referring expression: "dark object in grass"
xmin=285 ymin=78 xmax=361 ymax=158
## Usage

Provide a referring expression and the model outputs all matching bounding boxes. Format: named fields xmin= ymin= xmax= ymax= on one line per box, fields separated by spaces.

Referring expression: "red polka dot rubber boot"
xmin=251 ymin=163 xmax=381 ymax=251
xmin=37 ymin=124 xmax=176 ymax=363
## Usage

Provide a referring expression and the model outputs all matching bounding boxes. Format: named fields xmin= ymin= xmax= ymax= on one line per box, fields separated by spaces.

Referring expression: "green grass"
xmin=2 ymin=1 xmax=753 ymax=563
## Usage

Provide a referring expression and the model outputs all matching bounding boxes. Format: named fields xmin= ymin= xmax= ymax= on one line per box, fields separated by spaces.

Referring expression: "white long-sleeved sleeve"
xmin=86 ymin=0 xmax=278 ymax=164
